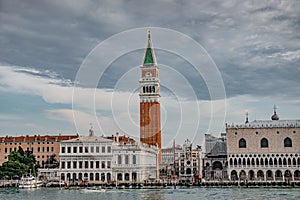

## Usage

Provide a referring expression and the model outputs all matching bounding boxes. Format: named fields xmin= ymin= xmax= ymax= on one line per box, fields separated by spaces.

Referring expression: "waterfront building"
xmin=160 ymin=143 xmax=183 ymax=180
xmin=112 ymin=140 xmax=158 ymax=183
xmin=58 ymin=128 xmax=158 ymax=183
xmin=0 ymin=134 xmax=78 ymax=166
xmin=139 ymin=30 xmax=162 ymax=163
xmin=226 ymin=107 xmax=300 ymax=182
xmin=203 ymin=133 xmax=228 ymax=181
xmin=176 ymin=139 xmax=202 ymax=183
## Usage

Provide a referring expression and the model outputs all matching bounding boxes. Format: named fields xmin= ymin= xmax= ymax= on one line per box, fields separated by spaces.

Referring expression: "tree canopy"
xmin=0 ymin=147 xmax=39 ymax=179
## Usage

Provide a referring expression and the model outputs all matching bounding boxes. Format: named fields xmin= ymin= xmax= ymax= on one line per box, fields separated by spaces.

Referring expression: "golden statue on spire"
xmin=147 ymin=29 xmax=151 ymax=39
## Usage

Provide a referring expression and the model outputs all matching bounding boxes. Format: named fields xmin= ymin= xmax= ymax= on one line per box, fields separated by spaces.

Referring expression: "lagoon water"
xmin=0 ymin=187 xmax=299 ymax=200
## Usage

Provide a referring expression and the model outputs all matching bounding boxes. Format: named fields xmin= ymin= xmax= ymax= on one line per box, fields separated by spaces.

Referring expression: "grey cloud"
xmin=0 ymin=0 xmax=300 ymax=102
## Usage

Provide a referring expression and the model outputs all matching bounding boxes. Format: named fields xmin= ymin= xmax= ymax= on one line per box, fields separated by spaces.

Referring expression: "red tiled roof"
xmin=0 ymin=134 xmax=79 ymax=143
xmin=105 ymin=134 xmax=136 ymax=143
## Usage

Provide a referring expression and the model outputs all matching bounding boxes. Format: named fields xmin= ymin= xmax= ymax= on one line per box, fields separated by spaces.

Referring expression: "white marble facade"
xmin=58 ymin=133 xmax=158 ymax=183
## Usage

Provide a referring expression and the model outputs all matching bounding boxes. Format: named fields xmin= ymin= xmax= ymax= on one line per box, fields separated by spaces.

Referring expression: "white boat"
xmin=80 ymin=187 xmax=106 ymax=193
xmin=18 ymin=175 xmax=43 ymax=189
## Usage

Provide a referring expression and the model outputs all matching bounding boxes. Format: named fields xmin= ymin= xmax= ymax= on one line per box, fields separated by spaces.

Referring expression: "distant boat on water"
xmin=80 ymin=187 xmax=106 ymax=193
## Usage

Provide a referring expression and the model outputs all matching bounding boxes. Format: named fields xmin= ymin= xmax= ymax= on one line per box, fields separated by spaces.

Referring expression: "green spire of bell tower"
xmin=143 ymin=29 xmax=156 ymax=65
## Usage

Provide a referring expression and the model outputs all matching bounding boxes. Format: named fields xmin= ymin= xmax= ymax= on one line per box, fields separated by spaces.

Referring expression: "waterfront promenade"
xmin=1 ymin=179 xmax=300 ymax=188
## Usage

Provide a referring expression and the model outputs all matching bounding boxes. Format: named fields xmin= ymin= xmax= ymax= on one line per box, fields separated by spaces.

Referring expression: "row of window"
xmin=61 ymin=172 xmax=140 ymax=182
xmin=3 ymin=146 xmax=54 ymax=154
xmin=239 ymin=137 xmax=292 ymax=148
xmin=229 ymin=156 xmax=300 ymax=167
xmin=117 ymin=155 xmax=136 ymax=165
xmin=61 ymin=146 xmax=111 ymax=154
xmin=2 ymin=141 xmax=54 ymax=145
xmin=230 ymin=153 xmax=298 ymax=158
xmin=61 ymin=172 xmax=112 ymax=181
xmin=235 ymin=130 xmax=297 ymax=135
xmin=142 ymin=85 xmax=156 ymax=93
xmin=61 ymin=160 xmax=111 ymax=169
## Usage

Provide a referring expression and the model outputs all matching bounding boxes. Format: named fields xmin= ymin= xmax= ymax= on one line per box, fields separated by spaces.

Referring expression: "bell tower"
xmin=139 ymin=30 xmax=162 ymax=156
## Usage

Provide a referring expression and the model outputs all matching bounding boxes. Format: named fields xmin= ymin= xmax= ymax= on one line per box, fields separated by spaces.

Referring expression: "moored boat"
xmin=18 ymin=175 xmax=43 ymax=189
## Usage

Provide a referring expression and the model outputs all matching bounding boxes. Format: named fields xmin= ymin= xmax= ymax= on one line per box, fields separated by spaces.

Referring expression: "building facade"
xmin=113 ymin=142 xmax=158 ymax=183
xmin=139 ymin=30 xmax=162 ymax=157
xmin=0 ymin=134 xmax=78 ymax=166
xmin=176 ymin=139 xmax=202 ymax=183
xmin=203 ymin=133 xmax=228 ymax=181
xmin=226 ymin=109 xmax=300 ymax=182
xmin=59 ymin=132 xmax=114 ymax=183
xmin=58 ymin=129 xmax=158 ymax=183
xmin=160 ymin=143 xmax=183 ymax=180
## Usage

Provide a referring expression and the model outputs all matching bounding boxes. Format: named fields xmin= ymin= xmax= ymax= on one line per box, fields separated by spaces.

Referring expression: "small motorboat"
xmin=80 ymin=187 xmax=106 ymax=193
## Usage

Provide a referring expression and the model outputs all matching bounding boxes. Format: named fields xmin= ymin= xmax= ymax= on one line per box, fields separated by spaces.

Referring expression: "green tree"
xmin=0 ymin=147 xmax=39 ymax=179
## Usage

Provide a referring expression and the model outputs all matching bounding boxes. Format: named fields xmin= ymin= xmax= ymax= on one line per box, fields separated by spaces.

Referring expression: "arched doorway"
xmin=212 ymin=161 xmax=223 ymax=178
xmin=249 ymin=170 xmax=254 ymax=180
xmin=294 ymin=170 xmax=300 ymax=181
xmin=117 ymin=173 xmax=122 ymax=181
xmin=125 ymin=173 xmax=130 ymax=181
xmin=107 ymin=173 xmax=111 ymax=182
xmin=67 ymin=173 xmax=71 ymax=181
xmin=212 ymin=161 xmax=223 ymax=170
xmin=275 ymin=170 xmax=283 ymax=181
xmin=186 ymin=168 xmax=192 ymax=175
xmin=284 ymin=170 xmax=292 ymax=181
xmin=240 ymin=170 xmax=247 ymax=180
xmin=90 ymin=173 xmax=94 ymax=181
xmin=61 ymin=173 xmax=65 ymax=181
xmin=72 ymin=173 xmax=76 ymax=181
xmin=231 ymin=170 xmax=237 ymax=181
xmin=84 ymin=173 xmax=88 ymax=181
xmin=101 ymin=173 xmax=105 ymax=182
xmin=266 ymin=170 xmax=273 ymax=181
xmin=132 ymin=172 xmax=137 ymax=181
xmin=257 ymin=170 xmax=264 ymax=181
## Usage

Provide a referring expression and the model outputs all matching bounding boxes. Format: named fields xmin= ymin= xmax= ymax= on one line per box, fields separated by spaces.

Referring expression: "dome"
xmin=271 ymin=112 xmax=279 ymax=120
xmin=271 ymin=105 xmax=279 ymax=120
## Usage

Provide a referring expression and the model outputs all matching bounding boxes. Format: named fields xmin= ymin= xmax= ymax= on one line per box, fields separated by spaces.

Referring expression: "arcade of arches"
xmin=60 ymin=171 xmax=139 ymax=183
xmin=228 ymin=153 xmax=300 ymax=181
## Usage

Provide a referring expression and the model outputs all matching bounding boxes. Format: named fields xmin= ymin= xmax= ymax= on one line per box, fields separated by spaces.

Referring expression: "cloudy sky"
xmin=0 ymin=0 xmax=300 ymax=148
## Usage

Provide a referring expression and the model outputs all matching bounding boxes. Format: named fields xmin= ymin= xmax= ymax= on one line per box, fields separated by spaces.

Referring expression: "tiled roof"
xmin=0 ymin=135 xmax=78 ymax=143
xmin=207 ymin=141 xmax=227 ymax=157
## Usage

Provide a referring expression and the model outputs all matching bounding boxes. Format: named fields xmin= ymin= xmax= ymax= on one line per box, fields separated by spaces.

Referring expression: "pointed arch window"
xmin=239 ymin=138 xmax=246 ymax=148
xmin=284 ymin=137 xmax=292 ymax=147
xmin=261 ymin=138 xmax=269 ymax=148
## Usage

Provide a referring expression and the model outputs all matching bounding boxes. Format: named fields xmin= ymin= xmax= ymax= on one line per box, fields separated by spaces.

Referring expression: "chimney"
xmin=116 ymin=132 xmax=119 ymax=143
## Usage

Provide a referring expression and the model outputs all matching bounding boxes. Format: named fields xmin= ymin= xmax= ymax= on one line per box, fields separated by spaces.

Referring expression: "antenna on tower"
xmin=273 ymin=104 xmax=277 ymax=114
xmin=245 ymin=110 xmax=249 ymax=124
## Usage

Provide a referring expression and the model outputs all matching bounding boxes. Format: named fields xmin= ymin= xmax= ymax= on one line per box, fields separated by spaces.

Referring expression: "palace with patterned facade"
xmin=226 ymin=108 xmax=300 ymax=182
